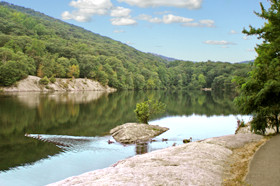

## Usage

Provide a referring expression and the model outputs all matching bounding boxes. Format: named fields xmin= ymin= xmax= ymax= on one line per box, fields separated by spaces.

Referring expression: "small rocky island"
xmin=110 ymin=123 xmax=169 ymax=144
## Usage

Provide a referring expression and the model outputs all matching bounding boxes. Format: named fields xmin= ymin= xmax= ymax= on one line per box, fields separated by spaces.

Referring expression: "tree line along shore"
xmin=0 ymin=2 xmax=251 ymax=92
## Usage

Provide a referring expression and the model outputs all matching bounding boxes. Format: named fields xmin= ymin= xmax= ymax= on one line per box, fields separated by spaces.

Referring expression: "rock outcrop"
xmin=110 ymin=123 xmax=169 ymax=144
xmin=2 ymin=76 xmax=116 ymax=92
xmin=49 ymin=133 xmax=264 ymax=186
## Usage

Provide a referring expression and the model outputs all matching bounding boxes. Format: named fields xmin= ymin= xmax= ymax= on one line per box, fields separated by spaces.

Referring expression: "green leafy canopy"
xmin=134 ymin=99 xmax=166 ymax=124
xmin=0 ymin=2 xmax=251 ymax=91
xmin=235 ymin=0 xmax=280 ymax=134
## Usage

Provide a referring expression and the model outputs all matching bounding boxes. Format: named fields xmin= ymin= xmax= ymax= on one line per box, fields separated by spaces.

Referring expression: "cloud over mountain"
xmin=204 ymin=40 xmax=236 ymax=45
xmin=62 ymin=0 xmax=113 ymax=22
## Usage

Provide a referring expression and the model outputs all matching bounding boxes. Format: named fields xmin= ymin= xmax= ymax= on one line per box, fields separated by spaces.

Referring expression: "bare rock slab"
xmin=49 ymin=134 xmax=264 ymax=186
xmin=110 ymin=123 xmax=169 ymax=144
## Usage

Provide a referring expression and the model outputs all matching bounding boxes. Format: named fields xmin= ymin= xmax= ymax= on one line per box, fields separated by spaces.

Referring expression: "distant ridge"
xmin=0 ymin=1 xmax=252 ymax=91
xmin=150 ymin=53 xmax=178 ymax=62
xmin=238 ymin=60 xmax=254 ymax=64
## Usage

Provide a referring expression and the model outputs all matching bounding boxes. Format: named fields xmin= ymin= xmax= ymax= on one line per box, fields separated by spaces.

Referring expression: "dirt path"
xmin=245 ymin=134 xmax=280 ymax=186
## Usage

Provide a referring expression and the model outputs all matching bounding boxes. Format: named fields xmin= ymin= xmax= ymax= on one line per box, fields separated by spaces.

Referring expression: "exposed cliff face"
xmin=2 ymin=76 xmax=116 ymax=92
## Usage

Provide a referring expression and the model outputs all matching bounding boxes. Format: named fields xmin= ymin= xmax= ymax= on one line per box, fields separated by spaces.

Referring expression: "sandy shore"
xmin=48 ymin=132 xmax=265 ymax=186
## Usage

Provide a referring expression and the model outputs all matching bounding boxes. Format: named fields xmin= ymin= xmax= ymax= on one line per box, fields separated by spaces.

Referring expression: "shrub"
xmin=134 ymin=99 xmax=166 ymax=124
xmin=39 ymin=76 xmax=49 ymax=85
xmin=50 ymin=76 xmax=56 ymax=83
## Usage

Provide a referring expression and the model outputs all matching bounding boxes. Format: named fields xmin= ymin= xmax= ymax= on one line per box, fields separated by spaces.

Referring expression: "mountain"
xmin=238 ymin=60 xmax=254 ymax=64
xmin=150 ymin=53 xmax=178 ymax=62
xmin=0 ymin=2 xmax=252 ymax=91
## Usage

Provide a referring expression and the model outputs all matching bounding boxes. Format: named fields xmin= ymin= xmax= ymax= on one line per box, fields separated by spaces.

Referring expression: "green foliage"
xmin=134 ymin=99 xmax=166 ymax=124
xmin=250 ymin=113 xmax=268 ymax=134
xmin=39 ymin=76 xmax=49 ymax=85
xmin=0 ymin=60 xmax=28 ymax=86
xmin=240 ymin=120 xmax=245 ymax=127
xmin=0 ymin=2 xmax=251 ymax=91
xmin=235 ymin=0 xmax=280 ymax=133
xmin=49 ymin=76 xmax=56 ymax=83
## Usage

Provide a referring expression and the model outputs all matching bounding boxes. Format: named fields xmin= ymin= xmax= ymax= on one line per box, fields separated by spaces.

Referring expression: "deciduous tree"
xmin=134 ymin=99 xmax=166 ymax=124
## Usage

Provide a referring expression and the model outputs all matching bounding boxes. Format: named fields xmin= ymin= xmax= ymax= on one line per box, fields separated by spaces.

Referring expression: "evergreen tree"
xmin=235 ymin=0 xmax=280 ymax=134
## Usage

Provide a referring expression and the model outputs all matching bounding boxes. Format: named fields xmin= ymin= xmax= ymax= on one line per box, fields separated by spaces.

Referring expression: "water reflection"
xmin=135 ymin=142 xmax=148 ymax=155
xmin=0 ymin=90 xmax=245 ymax=185
xmin=0 ymin=90 xmax=240 ymax=170
xmin=3 ymin=91 xmax=107 ymax=107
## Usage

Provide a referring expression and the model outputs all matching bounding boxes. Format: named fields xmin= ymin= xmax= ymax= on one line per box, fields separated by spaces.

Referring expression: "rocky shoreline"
xmin=1 ymin=76 xmax=116 ymax=92
xmin=48 ymin=130 xmax=265 ymax=186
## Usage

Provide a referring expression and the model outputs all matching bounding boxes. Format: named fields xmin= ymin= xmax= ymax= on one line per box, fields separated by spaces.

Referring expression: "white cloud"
xmin=229 ymin=30 xmax=238 ymax=34
xmin=62 ymin=0 xmax=113 ymax=22
xmin=183 ymin=22 xmax=199 ymax=27
xmin=109 ymin=6 xmax=136 ymax=26
xmin=138 ymin=14 xmax=162 ymax=23
xmin=183 ymin=19 xmax=215 ymax=27
xmin=243 ymin=36 xmax=251 ymax=40
xmin=62 ymin=11 xmax=92 ymax=22
xmin=138 ymin=14 xmax=152 ymax=20
xmin=138 ymin=14 xmax=194 ymax=24
xmin=199 ymin=20 xmax=215 ymax=27
xmin=163 ymin=14 xmax=193 ymax=24
xmin=117 ymin=0 xmax=202 ymax=9
xmin=126 ymin=41 xmax=134 ymax=45
xmin=247 ymin=49 xmax=255 ymax=52
xmin=114 ymin=30 xmax=125 ymax=33
xmin=110 ymin=6 xmax=131 ymax=17
xmin=139 ymin=14 xmax=215 ymax=27
xmin=154 ymin=11 xmax=172 ymax=15
xmin=204 ymin=40 xmax=236 ymax=45
xmin=111 ymin=17 xmax=137 ymax=25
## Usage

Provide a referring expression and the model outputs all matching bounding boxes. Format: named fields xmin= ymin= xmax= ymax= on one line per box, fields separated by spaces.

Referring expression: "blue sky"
xmin=4 ymin=0 xmax=270 ymax=62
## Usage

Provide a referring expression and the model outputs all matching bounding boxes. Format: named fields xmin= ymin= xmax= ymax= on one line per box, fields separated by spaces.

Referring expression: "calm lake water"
xmin=0 ymin=90 xmax=250 ymax=186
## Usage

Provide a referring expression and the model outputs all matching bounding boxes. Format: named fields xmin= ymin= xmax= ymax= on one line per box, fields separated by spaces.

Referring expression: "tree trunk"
xmin=276 ymin=114 xmax=279 ymax=133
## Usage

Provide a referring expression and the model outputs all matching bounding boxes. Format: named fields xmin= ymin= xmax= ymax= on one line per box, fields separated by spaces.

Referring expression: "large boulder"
xmin=110 ymin=123 xmax=169 ymax=144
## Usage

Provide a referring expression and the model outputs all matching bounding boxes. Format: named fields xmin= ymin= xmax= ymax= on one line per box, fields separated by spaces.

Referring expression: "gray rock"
xmin=49 ymin=134 xmax=264 ymax=186
xmin=110 ymin=123 xmax=169 ymax=144
xmin=202 ymin=133 xmax=263 ymax=149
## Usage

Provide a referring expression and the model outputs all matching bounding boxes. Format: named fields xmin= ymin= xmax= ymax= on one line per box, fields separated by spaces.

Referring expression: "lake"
xmin=0 ymin=90 xmax=250 ymax=186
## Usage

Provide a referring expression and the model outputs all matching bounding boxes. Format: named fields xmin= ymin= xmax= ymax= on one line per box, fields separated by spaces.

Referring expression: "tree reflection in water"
xmin=0 ymin=90 xmax=239 ymax=171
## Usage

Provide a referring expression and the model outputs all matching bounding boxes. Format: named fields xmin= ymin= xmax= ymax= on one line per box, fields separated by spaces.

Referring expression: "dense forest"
xmin=0 ymin=2 xmax=252 ymax=90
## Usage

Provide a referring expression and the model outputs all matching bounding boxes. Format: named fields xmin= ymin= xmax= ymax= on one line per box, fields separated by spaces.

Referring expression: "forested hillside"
xmin=0 ymin=2 xmax=252 ymax=90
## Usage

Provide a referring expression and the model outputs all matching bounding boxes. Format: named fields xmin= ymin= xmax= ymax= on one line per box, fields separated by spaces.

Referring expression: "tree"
xmin=198 ymin=74 xmax=206 ymax=88
xmin=134 ymin=99 xmax=166 ymax=124
xmin=133 ymin=74 xmax=145 ymax=90
xmin=67 ymin=64 xmax=80 ymax=78
xmin=0 ymin=60 xmax=28 ymax=86
xmin=235 ymin=0 xmax=280 ymax=134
